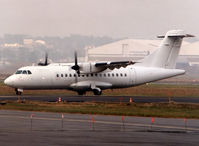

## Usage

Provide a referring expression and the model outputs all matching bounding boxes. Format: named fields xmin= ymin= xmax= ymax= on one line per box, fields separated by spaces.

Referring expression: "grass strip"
xmin=1 ymin=101 xmax=199 ymax=119
xmin=2 ymin=83 xmax=199 ymax=97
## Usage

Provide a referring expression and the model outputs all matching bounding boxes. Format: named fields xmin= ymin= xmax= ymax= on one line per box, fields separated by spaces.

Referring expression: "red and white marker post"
xmin=151 ymin=117 xmax=154 ymax=130
xmin=184 ymin=118 xmax=187 ymax=131
xmin=30 ymin=114 xmax=34 ymax=131
xmin=61 ymin=113 xmax=64 ymax=129
xmin=121 ymin=115 xmax=125 ymax=130
xmin=92 ymin=115 xmax=95 ymax=131
xmin=129 ymin=98 xmax=133 ymax=103
xmin=58 ymin=97 xmax=62 ymax=103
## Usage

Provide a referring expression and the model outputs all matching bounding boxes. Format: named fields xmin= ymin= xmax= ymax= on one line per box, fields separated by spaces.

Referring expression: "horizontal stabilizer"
xmin=138 ymin=29 xmax=194 ymax=69
xmin=157 ymin=34 xmax=194 ymax=38
xmin=157 ymin=30 xmax=194 ymax=38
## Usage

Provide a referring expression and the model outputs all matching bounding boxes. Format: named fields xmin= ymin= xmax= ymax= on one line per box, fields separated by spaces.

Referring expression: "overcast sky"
xmin=0 ymin=0 xmax=199 ymax=38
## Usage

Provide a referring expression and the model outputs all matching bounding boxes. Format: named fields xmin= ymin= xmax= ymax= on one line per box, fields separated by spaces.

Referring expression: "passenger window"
xmin=116 ymin=73 xmax=119 ymax=77
xmin=86 ymin=74 xmax=89 ymax=77
xmin=15 ymin=70 xmax=22 ymax=74
xmin=27 ymin=70 xmax=32 ymax=74
xmin=82 ymin=74 xmax=85 ymax=77
xmin=91 ymin=74 xmax=93 ymax=77
xmin=56 ymin=74 xmax=59 ymax=77
xmin=22 ymin=70 xmax=27 ymax=74
xmin=112 ymin=73 xmax=114 ymax=77
xmin=99 ymin=74 xmax=102 ymax=77
xmin=61 ymin=74 xmax=63 ymax=77
xmin=69 ymin=74 xmax=72 ymax=77
xmin=104 ymin=74 xmax=106 ymax=77
xmin=125 ymin=73 xmax=127 ymax=77
xmin=95 ymin=74 xmax=97 ymax=77
xmin=65 ymin=74 xmax=67 ymax=77
xmin=120 ymin=73 xmax=123 ymax=77
xmin=78 ymin=74 xmax=80 ymax=77
xmin=108 ymin=73 xmax=110 ymax=77
xmin=74 ymin=74 xmax=76 ymax=77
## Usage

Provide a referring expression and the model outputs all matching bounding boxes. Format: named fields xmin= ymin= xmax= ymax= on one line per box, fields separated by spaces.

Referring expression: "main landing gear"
xmin=93 ymin=88 xmax=102 ymax=95
xmin=77 ymin=88 xmax=102 ymax=96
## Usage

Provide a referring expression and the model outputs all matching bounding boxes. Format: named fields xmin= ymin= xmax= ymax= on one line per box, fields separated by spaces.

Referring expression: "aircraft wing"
xmin=74 ymin=60 xmax=137 ymax=74
xmin=95 ymin=61 xmax=136 ymax=70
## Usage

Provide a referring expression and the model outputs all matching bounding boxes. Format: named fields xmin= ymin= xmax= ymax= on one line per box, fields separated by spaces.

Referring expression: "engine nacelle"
xmin=79 ymin=62 xmax=105 ymax=74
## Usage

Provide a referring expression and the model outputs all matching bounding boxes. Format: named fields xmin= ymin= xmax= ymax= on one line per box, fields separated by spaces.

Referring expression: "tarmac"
xmin=0 ymin=110 xmax=199 ymax=146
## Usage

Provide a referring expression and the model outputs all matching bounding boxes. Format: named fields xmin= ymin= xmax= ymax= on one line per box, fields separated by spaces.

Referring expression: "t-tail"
xmin=134 ymin=30 xmax=194 ymax=85
xmin=138 ymin=30 xmax=194 ymax=69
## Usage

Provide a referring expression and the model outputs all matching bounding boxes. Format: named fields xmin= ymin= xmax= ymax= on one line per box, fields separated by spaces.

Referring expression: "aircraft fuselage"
xmin=4 ymin=63 xmax=185 ymax=94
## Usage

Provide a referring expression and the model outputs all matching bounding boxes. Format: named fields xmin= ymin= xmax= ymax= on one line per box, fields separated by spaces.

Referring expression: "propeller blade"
xmin=45 ymin=52 xmax=48 ymax=65
xmin=71 ymin=51 xmax=80 ymax=74
xmin=75 ymin=51 xmax=77 ymax=66
xmin=38 ymin=52 xmax=49 ymax=66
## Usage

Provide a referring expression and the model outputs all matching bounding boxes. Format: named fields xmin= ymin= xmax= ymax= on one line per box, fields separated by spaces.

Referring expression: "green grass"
xmin=1 ymin=101 xmax=199 ymax=119
xmin=148 ymin=83 xmax=199 ymax=88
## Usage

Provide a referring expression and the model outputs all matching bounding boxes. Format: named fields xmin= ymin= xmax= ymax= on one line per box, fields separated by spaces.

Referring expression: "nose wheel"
xmin=15 ymin=88 xmax=23 ymax=95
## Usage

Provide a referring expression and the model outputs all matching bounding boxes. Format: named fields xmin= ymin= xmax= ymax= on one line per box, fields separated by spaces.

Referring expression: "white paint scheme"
xmin=4 ymin=30 xmax=192 ymax=95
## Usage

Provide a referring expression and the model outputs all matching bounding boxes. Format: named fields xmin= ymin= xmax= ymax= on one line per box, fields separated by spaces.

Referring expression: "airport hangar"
xmin=85 ymin=38 xmax=199 ymax=68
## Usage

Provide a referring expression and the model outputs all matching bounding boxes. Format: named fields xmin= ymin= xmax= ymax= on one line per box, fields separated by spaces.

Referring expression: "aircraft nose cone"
xmin=4 ymin=77 xmax=13 ymax=86
xmin=4 ymin=78 xmax=10 ymax=85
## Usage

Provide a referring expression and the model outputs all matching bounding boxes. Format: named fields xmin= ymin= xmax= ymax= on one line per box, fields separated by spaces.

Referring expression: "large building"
xmin=85 ymin=39 xmax=199 ymax=67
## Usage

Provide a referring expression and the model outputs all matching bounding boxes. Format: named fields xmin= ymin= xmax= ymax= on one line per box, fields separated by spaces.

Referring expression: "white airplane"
xmin=4 ymin=30 xmax=193 ymax=95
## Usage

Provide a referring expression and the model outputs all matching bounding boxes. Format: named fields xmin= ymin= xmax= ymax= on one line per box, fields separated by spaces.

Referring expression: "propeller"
xmin=71 ymin=51 xmax=80 ymax=74
xmin=38 ymin=52 xmax=49 ymax=66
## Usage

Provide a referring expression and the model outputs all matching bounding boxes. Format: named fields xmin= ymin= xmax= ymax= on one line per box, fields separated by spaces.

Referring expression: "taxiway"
xmin=0 ymin=110 xmax=198 ymax=145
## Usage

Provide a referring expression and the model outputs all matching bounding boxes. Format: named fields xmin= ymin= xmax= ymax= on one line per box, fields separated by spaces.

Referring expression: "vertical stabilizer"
xmin=138 ymin=30 xmax=194 ymax=69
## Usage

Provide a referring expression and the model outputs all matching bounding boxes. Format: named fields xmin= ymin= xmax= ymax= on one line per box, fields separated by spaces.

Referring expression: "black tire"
xmin=93 ymin=89 xmax=102 ymax=95
xmin=77 ymin=91 xmax=85 ymax=95
xmin=15 ymin=89 xmax=22 ymax=95
xmin=16 ymin=91 xmax=22 ymax=95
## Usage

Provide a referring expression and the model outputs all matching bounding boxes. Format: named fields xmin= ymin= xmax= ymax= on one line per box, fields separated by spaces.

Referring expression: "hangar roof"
xmin=87 ymin=39 xmax=199 ymax=56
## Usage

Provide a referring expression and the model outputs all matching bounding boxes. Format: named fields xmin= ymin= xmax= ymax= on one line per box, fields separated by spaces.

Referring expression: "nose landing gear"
xmin=15 ymin=88 xmax=23 ymax=95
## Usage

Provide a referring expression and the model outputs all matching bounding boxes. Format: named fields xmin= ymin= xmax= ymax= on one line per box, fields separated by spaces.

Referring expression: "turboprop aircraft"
xmin=4 ymin=30 xmax=193 ymax=95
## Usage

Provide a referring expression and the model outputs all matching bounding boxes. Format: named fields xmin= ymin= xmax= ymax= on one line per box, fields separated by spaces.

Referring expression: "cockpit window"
xmin=22 ymin=70 xmax=27 ymax=74
xmin=15 ymin=70 xmax=22 ymax=74
xmin=15 ymin=70 xmax=32 ymax=75
xmin=27 ymin=70 xmax=32 ymax=74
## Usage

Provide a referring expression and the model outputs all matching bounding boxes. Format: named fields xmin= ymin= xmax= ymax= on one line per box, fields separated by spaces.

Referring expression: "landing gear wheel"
xmin=16 ymin=90 xmax=22 ymax=95
xmin=93 ymin=89 xmax=102 ymax=95
xmin=15 ymin=89 xmax=22 ymax=95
